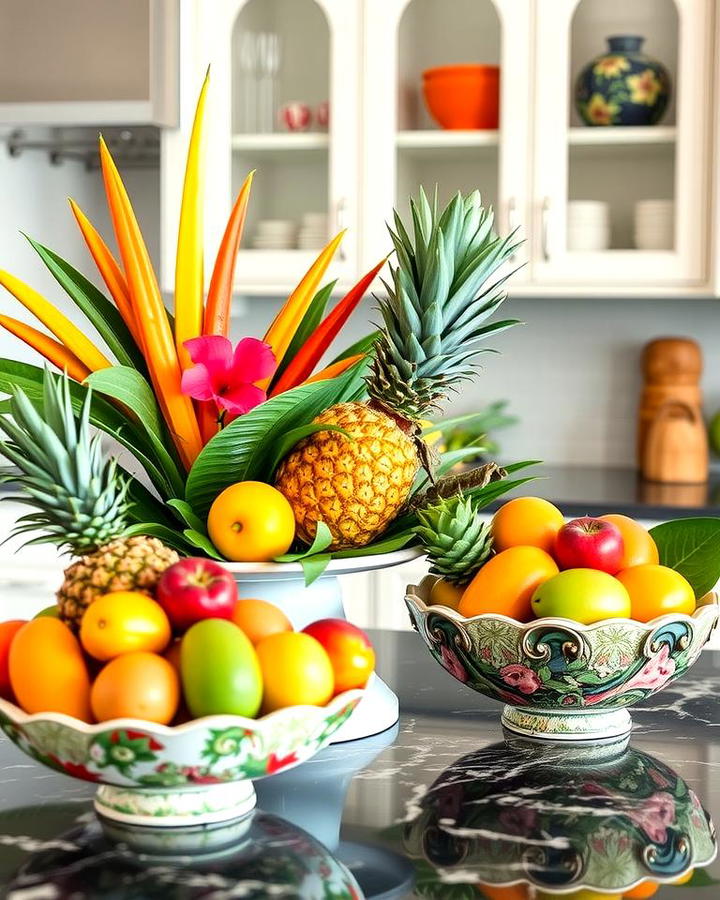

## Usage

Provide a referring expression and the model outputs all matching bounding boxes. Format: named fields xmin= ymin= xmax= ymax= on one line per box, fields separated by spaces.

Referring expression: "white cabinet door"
xmin=361 ymin=0 xmax=533 ymax=280
xmin=161 ymin=0 xmax=362 ymax=295
xmin=531 ymin=0 xmax=712 ymax=290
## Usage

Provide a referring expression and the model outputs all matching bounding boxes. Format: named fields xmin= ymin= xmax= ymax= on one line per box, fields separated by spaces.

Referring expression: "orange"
xmin=9 ymin=618 xmax=92 ymax=721
xmin=429 ymin=578 xmax=465 ymax=610
xmin=232 ymin=598 xmax=293 ymax=645
xmin=0 ymin=620 xmax=27 ymax=701
xmin=623 ymin=883 xmax=659 ymax=898
xmin=616 ymin=564 xmax=695 ymax=623
xmin=91 ymin=652 xmax=179 ymax=724
xmin=459 ymin=546 xmax=559 ymax=622
xmin=599 ymin=514 xmax=659 ymax=568
xmin=475 ymin=886 xmax=529 ymax=899
xmin=80 ymin=591 xmax=171 ymax=661
xmin=164 ymin=638 xmax=183 ymax=675
xmin=256 ymin=632 xmax=334 ymax=712
xmin=491 ymin=497 xmax=564 ymax=554
xmin=207 ymin=481 xmax=296 ymax=562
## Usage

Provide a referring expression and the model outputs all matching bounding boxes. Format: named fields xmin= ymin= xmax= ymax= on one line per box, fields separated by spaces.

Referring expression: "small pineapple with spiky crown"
xmin=414 ymin=492 xmax=494 ymax=608
xmin=0 ymin=370 xmax=178 ymax=628
xmin=275 ymin=187 xmax=519 ymax=549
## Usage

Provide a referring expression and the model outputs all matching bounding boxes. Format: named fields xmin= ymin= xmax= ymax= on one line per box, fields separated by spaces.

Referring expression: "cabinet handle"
xmin=335 ymin=197 xmax=347 ymax=262
xmin=541 ymin=197 xmax=551 ymax=262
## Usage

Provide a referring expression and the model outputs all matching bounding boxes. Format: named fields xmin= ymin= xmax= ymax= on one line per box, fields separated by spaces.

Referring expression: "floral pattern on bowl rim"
xmin=0 ymin=688 xmax=363 ymax=788
xmin=406 ymin=577 xmax=718 ymax=713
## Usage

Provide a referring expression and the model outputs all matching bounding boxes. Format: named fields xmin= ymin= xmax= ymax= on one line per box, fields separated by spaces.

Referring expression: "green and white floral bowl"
xmin=406 ymin=577 xmax=719 ymax=748
xmin=0 ymin=686 xmax=363 ymax=834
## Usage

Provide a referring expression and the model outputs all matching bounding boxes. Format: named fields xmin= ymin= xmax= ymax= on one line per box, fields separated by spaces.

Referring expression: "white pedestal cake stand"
xmin=224 ymin=547 xmax=424 ymax=742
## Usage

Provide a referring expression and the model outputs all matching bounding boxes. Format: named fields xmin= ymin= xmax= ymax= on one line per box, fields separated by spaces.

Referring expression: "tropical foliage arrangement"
xmin=0 ymin=73 xmax=533 ymax=627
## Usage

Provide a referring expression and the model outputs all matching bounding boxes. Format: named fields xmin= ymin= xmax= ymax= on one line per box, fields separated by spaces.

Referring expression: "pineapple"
xmin=415 ymin=493 xmax=494 ymax=586
xmin=276 ymin=188 xmax=519 ymax=549
xmin=0 ymin=371 xmax=178 ymax=628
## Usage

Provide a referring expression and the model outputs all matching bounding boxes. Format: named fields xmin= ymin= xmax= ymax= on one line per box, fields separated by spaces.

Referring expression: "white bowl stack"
xmin=567 ymin=201 xmax=610 ymax=252
xmin=634 ymin=200 xmax=674 ymax=251
xmin=297 ymin=212 xmax=328 ymax=250
xmin=252 ymin=219 xmax=297 ymax=250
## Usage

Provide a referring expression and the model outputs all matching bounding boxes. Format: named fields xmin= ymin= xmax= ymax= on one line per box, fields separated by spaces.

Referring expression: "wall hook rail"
xmin=4 ymin=129 xmax=160 ymax=170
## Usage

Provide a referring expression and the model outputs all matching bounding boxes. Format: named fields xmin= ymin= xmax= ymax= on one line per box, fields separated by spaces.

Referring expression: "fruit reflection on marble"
xmin=402 ymin=743 xmax=716 ymax=896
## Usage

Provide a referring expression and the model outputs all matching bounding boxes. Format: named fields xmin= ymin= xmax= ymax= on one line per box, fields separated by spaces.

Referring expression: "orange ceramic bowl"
xmin=422 ymin=64 xmax=500 ymax=130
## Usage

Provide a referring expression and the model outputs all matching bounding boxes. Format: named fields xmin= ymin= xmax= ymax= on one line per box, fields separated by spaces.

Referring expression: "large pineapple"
xmin=276 ymin=188 xmax=519 ymax=549
xmin=0 ymin=371 xmax=178 ymax=628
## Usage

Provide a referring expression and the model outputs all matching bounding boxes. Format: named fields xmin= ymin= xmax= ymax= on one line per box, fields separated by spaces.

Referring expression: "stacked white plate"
xmin=634 ymin=200 xmax=674 ymax=250
xmin=567 ymin=201 xmax=610 ymax=252
xmin=297 ymin=212 xmax=328 ymax=250
xmin=252 ymin=219 xmax=297 ymax=250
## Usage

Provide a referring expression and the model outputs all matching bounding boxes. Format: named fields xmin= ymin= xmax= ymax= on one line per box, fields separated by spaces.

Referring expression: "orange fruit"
xmin=91 ymin=652 xmax=179 ymax=724
xmin=79 ymin=591 xmax=171 ymax=661
xmin=477 ymin=887 xmax=529 ymax=900
xmin=429 ymin=578 xmax=465 ymax=610
xmin=164 ymin=638 xmax=183 ymax=675
xmin=0 ymin=620 xmax=27 ymax=701
xmin=232 ymin=598 xmax=293 ymax=645
xmin=9 ymin=618 xmax=92 ymax=721
xmin=623 ymin=883 xmax=659 ymax=898
xmin=491 ymin=497 xmax=564 ymax=554
xmin=599 ymin=514 xmax=659 ymax=568
xmin=459 ymin=546 xmax=559 ymax=621
xmin=255 ymin=632 xmax=334 ymax=712
xmin=208 ymin=481 xmax=296 ymax=562
xmin=616 ymin=564 xmax=695 ymax=623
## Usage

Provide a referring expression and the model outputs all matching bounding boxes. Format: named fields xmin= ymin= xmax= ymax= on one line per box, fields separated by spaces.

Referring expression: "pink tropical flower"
xmin=586 ymin=644 xmax=676 ymax=706
xmin=439 ymin=643 xmax=468 ymax=682
xmin=628 ymin=792 xmax=676 ymax=843
xmin=181 ymin=335 xmax=276 ymax=423
xmin=499 ymin=664 xmax=542 ymax=695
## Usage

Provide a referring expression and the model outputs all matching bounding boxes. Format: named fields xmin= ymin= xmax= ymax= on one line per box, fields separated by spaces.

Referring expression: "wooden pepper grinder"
xmin=638 ymin=337 xmax=708 ymax=484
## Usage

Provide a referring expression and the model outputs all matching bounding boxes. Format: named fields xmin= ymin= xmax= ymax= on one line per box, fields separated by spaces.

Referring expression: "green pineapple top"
xmin=0 ymin=370 xmax=129 ymax=553
xmin=414 ymin=492 xmax=494 ymax=586
xmin=369 ymin=188 xmax=520 ymax=421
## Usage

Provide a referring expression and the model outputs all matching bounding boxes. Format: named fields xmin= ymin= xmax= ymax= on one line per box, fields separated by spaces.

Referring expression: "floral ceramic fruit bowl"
xmin=402 ymin=742 xmax=716 ymax=896
xmin=0 ymin=687 xmax=363 ymax=833
xmin=406 ymin=576 xmax=719 ymax=748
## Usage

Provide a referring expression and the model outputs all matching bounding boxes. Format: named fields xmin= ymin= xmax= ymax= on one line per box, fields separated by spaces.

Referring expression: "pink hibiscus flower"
xmin=181 ymin=335 xmax=276 ymax=423
xmin=499 ymin=664 xmax=542 ymax=695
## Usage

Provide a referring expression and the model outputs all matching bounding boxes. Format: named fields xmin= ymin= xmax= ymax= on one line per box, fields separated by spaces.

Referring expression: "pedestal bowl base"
xmin=501 ymin=705 xmax=632 ymax=758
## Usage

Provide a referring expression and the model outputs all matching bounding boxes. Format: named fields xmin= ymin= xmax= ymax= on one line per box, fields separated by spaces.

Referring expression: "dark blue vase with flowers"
xmin=575 ymin=35 xmax=671 ymax=126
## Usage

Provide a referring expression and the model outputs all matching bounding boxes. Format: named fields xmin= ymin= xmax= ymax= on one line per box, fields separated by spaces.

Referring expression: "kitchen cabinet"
xmin=0 ymin=0 xmax=179 ymax=126
xmin=164 ymin=0 xmax=717 ymax=297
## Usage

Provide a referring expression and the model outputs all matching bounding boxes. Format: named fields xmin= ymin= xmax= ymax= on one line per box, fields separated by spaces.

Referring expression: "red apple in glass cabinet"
xmin=156 ymin=559 xmax=238 ymax=632
xmin=554 ymin=516 xmax=625 ymax=574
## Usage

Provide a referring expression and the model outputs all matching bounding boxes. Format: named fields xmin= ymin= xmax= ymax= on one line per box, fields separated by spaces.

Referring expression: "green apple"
xmin=531 ymin=568 xmax=631 ymax=624
xmin=34 ymin=605 xmax=59 ymax=618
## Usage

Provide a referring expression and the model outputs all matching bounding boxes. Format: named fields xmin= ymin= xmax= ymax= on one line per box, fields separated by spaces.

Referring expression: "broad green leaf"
xmin=85 ymin=367 xmax=185 ymax=497
xmin=183 ymin=529 xmax=224 ymax=561
xmin=421 ymin=404 xmax=517 ymax=438
xmin=124 ymin=473 xmax=177 ymax=528
xmin=271 ymin=281 xmax=336 ymax=386
xmin=186 ymin=365 xmax=367 ymax=516
xmin=333 ymin=531 xmax=418 ymax=558
xmin=167 ymin=498 xmax=208 ymax=535
xmin=25 ymin=236 xmax=146 ymax=373
xmin=275 ymin=522 xmax=334 ymax=562
xmin=267 ymin=423 xmax=350 ymax=478
xmin=301 ymin=553 xmax=332 ymax=586
xmin=649 ymin=517 xmax=720 ymax=598
xmin=0 ymin=359 xmax=175 ymax=499
xmin=123 ymin=522 xmax=196 ymax=555
xmin=329 ymin=330 xmax=380 ymax=365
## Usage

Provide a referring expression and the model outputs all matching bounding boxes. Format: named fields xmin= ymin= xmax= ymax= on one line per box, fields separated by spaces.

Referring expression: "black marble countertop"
xmin=1 ymin=630 xmax=720 ymax=898
xmin=487 ymin=464 xmax=720 ymax=520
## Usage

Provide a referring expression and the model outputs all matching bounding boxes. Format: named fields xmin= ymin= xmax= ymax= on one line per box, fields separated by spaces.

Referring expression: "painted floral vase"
xmin=402 ymin=743 xmax=716 ymax=896
xmin=575 ymin=35 xmax=671 ymax=126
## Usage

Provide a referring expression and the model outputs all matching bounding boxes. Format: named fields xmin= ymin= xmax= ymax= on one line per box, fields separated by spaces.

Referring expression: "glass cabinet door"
xmin=532 ymin=0 xmax=712 ymax=289
xmin=362 ymin=0 xmax=532 ymax=280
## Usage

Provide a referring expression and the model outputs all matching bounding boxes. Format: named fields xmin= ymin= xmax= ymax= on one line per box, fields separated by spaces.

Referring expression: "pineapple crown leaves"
xmin=0 ymin=369 xmax=130 ymax=552
xmin=414 ymin=491 xmax=494 ymax=586
xmin=369 ymin=187 xmax=523 ymax=419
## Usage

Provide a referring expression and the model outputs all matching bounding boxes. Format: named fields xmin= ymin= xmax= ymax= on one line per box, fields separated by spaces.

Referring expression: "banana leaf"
xmin=270 ymin=280 xmax=336 ymax=387
xmin=329 ymin=330 xmax=380 ymax=365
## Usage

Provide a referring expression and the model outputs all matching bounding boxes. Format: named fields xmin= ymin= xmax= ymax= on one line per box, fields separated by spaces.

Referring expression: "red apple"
xmin=554 ymin=517 xmax=624 ymax=574
xmin=156 ymin=558 xmax=238 ymax=632
xmin=302 ymin=618 xmax=375 ymax=694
